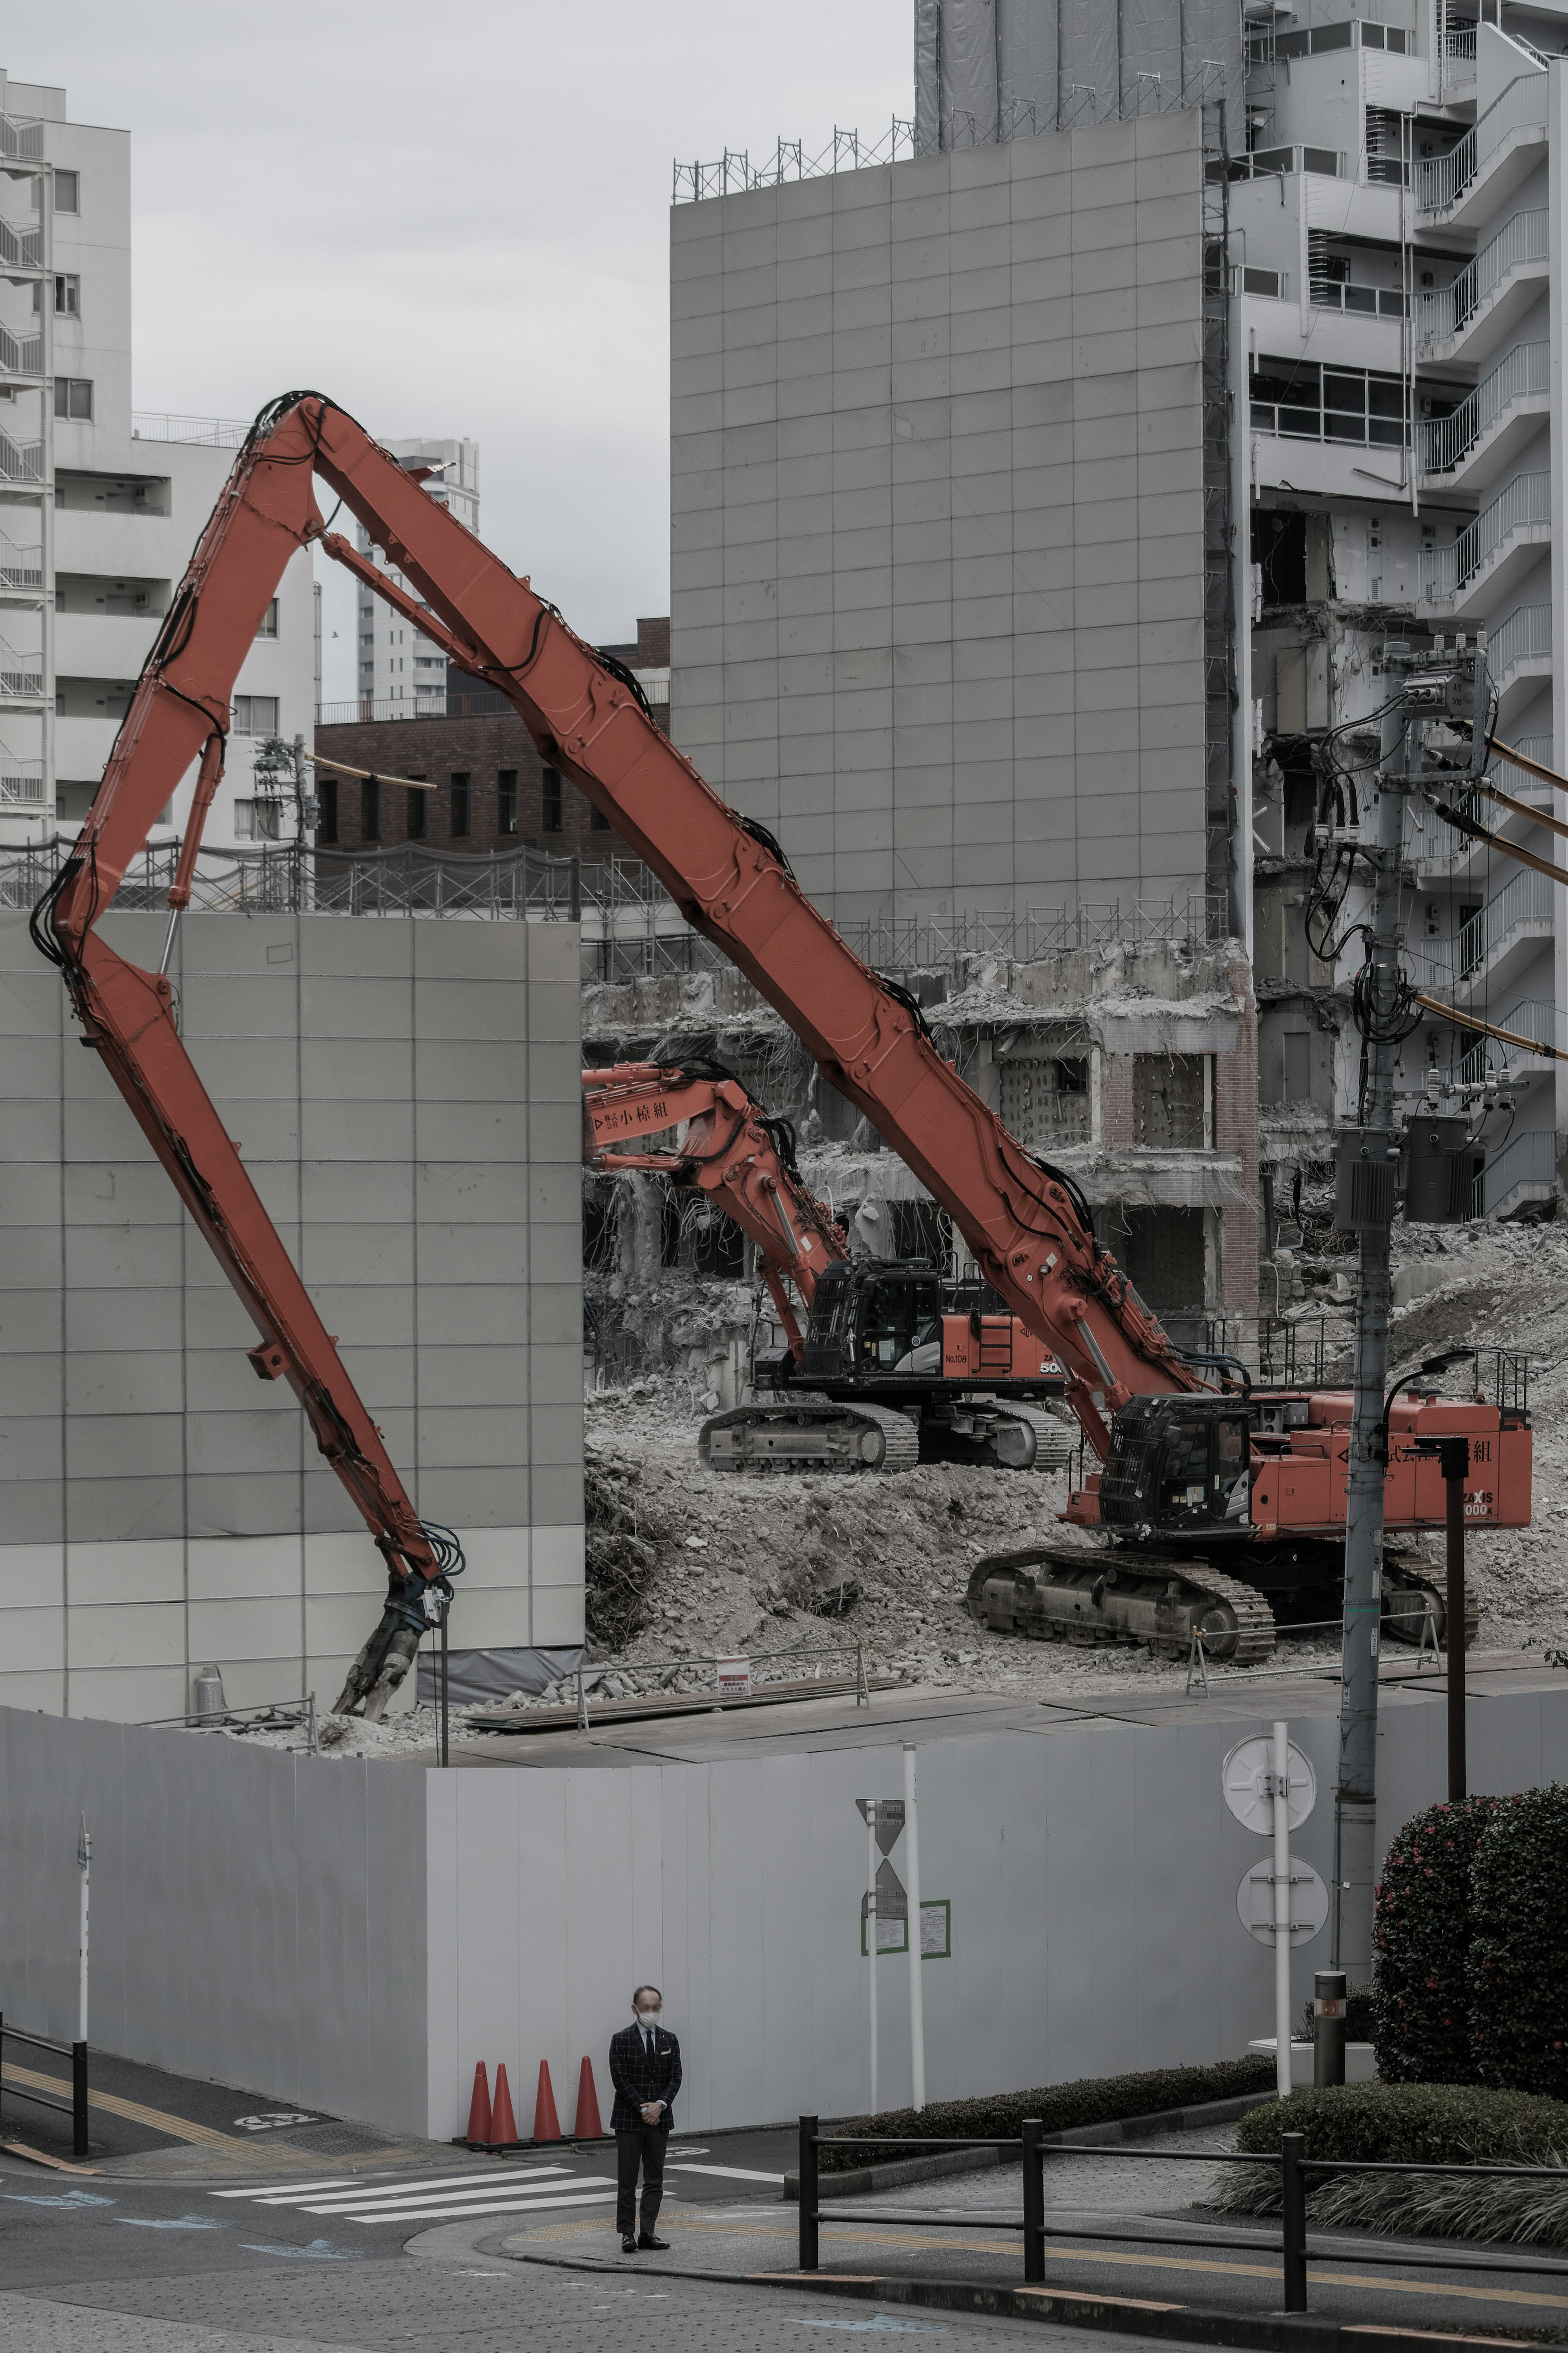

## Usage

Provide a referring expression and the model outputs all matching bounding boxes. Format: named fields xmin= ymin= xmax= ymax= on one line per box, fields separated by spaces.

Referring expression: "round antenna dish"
xmin=1222 ymin=1735 xmax=1316 ymax=1833
xmin=1236 ymin=1856 xmax=1329 ymax=1949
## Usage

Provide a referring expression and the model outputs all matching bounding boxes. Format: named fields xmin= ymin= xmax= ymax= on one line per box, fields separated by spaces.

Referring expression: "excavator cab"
xmin=800 ymin=1262 xmax=942 ymax=1381
xmin=1098 ymin=1396 xmax=1253 ymax=1539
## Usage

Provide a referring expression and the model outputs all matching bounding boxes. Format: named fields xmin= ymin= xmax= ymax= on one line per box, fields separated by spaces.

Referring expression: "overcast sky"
xmin=26 ymin=1 xmax=911 ymax=697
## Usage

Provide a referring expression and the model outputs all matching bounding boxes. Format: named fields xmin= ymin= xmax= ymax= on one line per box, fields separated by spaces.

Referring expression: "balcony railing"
xmin=1488 ymin=603 xmax=1552 ymax=686
xmin=1419 ymin=469 xmax=1549 ymax=602
xmin=1235 ymin=143 xmax=1345 ymax=180
xmin=0 ymin=533 xmax=42 ymax=591
xmin=0 ymin=215 xmax=42 ymax=274
xmin=129 ymin=412 xmax=253 ymax=450
xmin=1459 ymin=865 xmax=1554 ymax=979
xmin=1475 ymin=1126 xmax=1557 ymax=1217
xmin=1310 ymin=279 xmax=1405 ymax=319
xmin=1418 ymin=340 xmax=1549 ymax=476
xmin=0 ymin=322 xmax=41 ymax=379
xmin=1461 ymin=998 xmax=1555 ymax=1084
xmin=0 ymin=635 xmax=42 ymax=697
xmin=0 ymin=748 xmax=44 ymax=805
xmin=1416 ymin=210 xmax=1548 ymax=352
xmin=1417 ymin=71 xmax=1548 ymax=217
xmin=0 ymin=429 xmax=43 ymax=485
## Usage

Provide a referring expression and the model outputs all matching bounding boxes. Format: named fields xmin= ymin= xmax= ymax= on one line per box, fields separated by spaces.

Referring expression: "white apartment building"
xmin=0 ymin=68 xmax=315 ymax=854
xmin=1238 ymin=4 xmax=1567 ymax=1217
xmin=354 ymin=438 xmax=479 ymax=714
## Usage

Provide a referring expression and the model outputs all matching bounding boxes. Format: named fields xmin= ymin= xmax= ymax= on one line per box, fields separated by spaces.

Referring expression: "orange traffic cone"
xmin=490 ymin=2063 xmax=520 ymax=2148
xmin=574 ymin=2055 xmax=604 ymax=2141
xmin=465 ymin=2062 xmax=491 ymax=2148
xmin=533 ymin=2058 xmax=561 ymax=2143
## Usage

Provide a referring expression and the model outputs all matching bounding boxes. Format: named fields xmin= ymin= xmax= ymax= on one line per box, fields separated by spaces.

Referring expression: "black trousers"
xmin=616 ymin=2119 xmax=668 ymax=2237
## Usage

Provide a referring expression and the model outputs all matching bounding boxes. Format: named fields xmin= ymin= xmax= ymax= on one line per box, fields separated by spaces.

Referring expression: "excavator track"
xmin=1383 ymin=1563 xmax=1481 ymax=1650
xmin=966 ymin=1543 xmax=1276 ymax=1665
xmin=986 ymin=1403 xmax=1077 ymax=1474
xmin=700 ymin=1394 xmax=922 ymax=1475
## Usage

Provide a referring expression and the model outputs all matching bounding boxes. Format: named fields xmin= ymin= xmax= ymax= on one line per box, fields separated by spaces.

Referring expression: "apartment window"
xmin=33 ymin=273 xmax=80 ymax=315
xmin=407 ymin=779 xmax=427 ymax=839
xmin=450 ymin=772 xmax=471 ymax=838
xmin=497 ymin=769 xmax=518 ymax=836
xmin=542 ymin=764 xmax=563 ymax=833
xmin=256 ymin=597 xmax=279 ymax=640
xmin=55 ymin=169 xmax=80 ymax=213
xmin=1250 ymin=356 xmax=1406 ymax=449
xmin=53 ymin=378 xmax=93 ymax=421
xmin=361 ymin=775 xmax=380 ymax=839
xmin=318 ymin=776 xmax=339 ymax=843
xmin=231 ymin=695 xmax=279 ymax=735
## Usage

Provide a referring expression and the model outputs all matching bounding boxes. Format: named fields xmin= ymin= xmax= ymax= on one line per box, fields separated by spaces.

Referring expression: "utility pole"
xmin=1333 ymin=639 xmax=1487 ymax=1977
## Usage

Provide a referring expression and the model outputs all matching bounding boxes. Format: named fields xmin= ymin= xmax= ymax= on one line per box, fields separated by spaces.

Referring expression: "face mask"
xmin=635 ymin=2010 xmax=662 ymax=2029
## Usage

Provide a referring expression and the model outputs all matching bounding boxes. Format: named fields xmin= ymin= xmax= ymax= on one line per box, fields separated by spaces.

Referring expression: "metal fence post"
xmin=1022 ymin=2118 xmax=1045 ymax=2284
xmin=799 ymin=2114 xmax=819 ymax=2271
xmin=72 ymin=2039 xmax=89 ymax=2159
xmin=1281 ymin=2131 xmax=1308 ymax=2312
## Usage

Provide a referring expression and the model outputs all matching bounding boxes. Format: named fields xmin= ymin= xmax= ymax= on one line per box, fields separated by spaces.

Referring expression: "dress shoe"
xmin=637 ymin=2233 xmax=670 ymax=2250
xmin=621 ymin=2235 xmax=638 ymax=2253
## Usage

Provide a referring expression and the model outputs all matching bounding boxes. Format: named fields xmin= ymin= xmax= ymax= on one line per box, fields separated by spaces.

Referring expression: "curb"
xmin=517 ymin=2250 xmax=1532 ymax=2353
xmin=783 ymin=2090 xmax=1277 ymax=2202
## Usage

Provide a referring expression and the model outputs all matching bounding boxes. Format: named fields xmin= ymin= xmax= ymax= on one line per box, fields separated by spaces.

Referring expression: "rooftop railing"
xmin=1419 ymin=467 xmax=1549 ymax=602
xmin=1417 ymin=338 xmax=1548 ymax=475
xmin=1417 ymin=70 xmax=1548 ymax=216
xmin=130 ymin=412 xmax=252 ymax=449
xmin=1415 ymin=208 xmax=1547 ymax=352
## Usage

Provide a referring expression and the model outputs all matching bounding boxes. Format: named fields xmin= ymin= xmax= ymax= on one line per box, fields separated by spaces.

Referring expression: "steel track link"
xmin=1183 ymin=1563 xmax=1277 ymax=1666
xmin=699 ymin=1395 xmax=922 ymax=1474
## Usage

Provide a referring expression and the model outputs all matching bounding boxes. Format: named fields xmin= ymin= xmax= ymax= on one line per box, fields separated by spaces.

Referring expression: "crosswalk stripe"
xmin=668 ymin=2163 xmax=785 ymax=2183
xmin=294 ymin=2175 xmax=612 ymax=2216
xmin=345 ymin=2190 xmax=619 ymax=2224
xmin=210 ymin=2179 xmax=354 ymax=2199
xmin=247 ymin=2170 xmax=566 ymax=2207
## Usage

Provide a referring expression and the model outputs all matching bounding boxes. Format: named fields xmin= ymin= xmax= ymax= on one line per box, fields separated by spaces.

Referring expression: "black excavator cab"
xmin=1098 ymin=1394 xmax=1254 ymax=1540
xmin=799 ymin=1261 xmax=943 ymax=1382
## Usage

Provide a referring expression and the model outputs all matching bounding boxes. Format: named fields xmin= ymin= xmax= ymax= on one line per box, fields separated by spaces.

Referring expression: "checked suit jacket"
xmin=608 ymin=2021 xmax=682 ymax=2133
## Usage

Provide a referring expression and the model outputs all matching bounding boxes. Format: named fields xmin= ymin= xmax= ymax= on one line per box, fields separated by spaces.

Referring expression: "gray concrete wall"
xmin=670 ymin=112 xmax=1209 ymax=932
xmin=0 ymin=908 xmax=584 ymax=1724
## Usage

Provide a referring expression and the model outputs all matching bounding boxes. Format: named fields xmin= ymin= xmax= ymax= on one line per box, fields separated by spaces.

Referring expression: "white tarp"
xmin=914 ymin=0 xmax=1245 ymax=147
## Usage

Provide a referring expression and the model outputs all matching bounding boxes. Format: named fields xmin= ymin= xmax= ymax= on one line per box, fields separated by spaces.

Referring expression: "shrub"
xmin=820 ymin=2055 xmax=1273 ymax=2175
xmin=1372 ymin=1795 xmax=1498 ymax=2083
xmin=1472 ymin=1786 xmax=1568 ymax=2099
xmin=1216 ymin=2083 xmax=1568 ymax=2246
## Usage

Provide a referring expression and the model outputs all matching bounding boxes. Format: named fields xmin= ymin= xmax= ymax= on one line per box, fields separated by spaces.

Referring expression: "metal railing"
xmin=797 ymin=2123 xmax=1568 ymax=2312
xmin=1420 ymin=468 xmax=1549 ymax=603
xmin=1416 ymin=210 xmax=1548 ymax=352
xmin=1461 ymin=997 xmax=1555 ymax=1083
xmin=318 ymin=677 xmax=670 ymax=728
xmin=484 ymin=1638 xmax=878 ymax=1734
xmin=1203 ymin=1316 xmax=1340 ymax=1388
xmin=1489 ymin=604 xmax=1553 ymax=688
xmin=1310 ymin=280 xmax=1404 ymax=319
xmin=0 ymin=532 xmax=42 ymax=590
xmin=0 ymin=214 xmax=42 ymax=272
xmin=0 ymin=321 xmax=41 ymax=378
xmin=0 ymin=113 xmax=45 ymax=163
xmin=0 ymin=2014 xmax=90 ymax=2158
xmin=0 ymin=428 xmax=44 ymax=484
xmin=1418 ymin=339 xmax=1548 ymax=476
xmin=1476 ymin=1125 xmax=1557 ymax=1217
xmin=1417 ymin=71 xmax=1549 ymax=217
xmin=130 ymin=411 xmax=252 ymax=449
xmin=674 ymin=121 xmax=916 ymax=202
xmin=0 ymin=635 xmax=42 ymax=697
xmin=835 ymin=896 xmax=1227 ymax=971
xmin=1457 ymin=863 xmax=1555 ymax=983
xmin=1249 ymin=394 xmax=1404 ymax=451
xmin=1187 ymin=1608 xmax=1441 ymax=1698
xmin=1236 ymin=144 xmax=1343 ymax=180
xmin=0 ymin=756 xmax=45 ymax=807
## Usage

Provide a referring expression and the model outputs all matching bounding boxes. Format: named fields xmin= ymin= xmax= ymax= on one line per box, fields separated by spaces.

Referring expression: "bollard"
xmin=799 ymin=2114 xmax=819 ymax=2272
xmin=1281 ymin=2131 xmax=1308 ymax=2312
xmin=1314 ymin=1969 xmax=1347 ymax=2089
xmin=1022 ymin=2118 xmax=1046 ymax=2284
xmin=72 ymin=2039 xmax=89 ymax=2159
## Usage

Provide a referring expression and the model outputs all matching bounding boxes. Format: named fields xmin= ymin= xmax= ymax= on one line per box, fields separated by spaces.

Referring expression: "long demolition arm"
xmin=582 ymin=1062 xmax=849 ymax=1356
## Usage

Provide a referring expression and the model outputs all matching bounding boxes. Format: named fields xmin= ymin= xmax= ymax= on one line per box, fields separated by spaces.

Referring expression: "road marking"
xmin=2 ymin=2064 xmax=252 ymax=2153
xmin=249 ymin=2170 xmax=569 ymax=2207
xmin=117 ymin=2214 xmax=226 ymax=2231
xmin=211 ymin=2178 xmax=356 ymax=2200
xmin=669 ymin=2163 xmax=787 ymax=2183
xmin=352 ymin=2191 xmax=621 ymax=2224
xmin=785 ymin=2322 xmax=949 ymax=2337
xmin=240 ymin=2238 xmax=362 ymax=2259
xmin=301 ymin=2176 xmax=613 ymax=2217
xmin=4 ymin=2188 xmax=114 ymax=2210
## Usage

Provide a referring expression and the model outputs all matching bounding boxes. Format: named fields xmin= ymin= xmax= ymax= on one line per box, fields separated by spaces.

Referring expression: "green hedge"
xmin=820 ymin=2055 xmax=1273 ymax=2175
xmin=1372 ymin=1795 xmax=1497 ymax=2083
xmin=1236 ymin=2082 xmax=1568 ymax=2166
xmin=1473 ymin=1787 xmax=1568 ymax=2100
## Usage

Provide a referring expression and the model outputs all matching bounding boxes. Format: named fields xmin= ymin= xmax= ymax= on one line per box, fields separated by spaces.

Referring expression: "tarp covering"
xmin=913 ymin=0 xmax=1244 ymax=147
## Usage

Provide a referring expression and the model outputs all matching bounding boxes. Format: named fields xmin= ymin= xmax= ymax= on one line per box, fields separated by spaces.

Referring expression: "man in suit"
xmin=609 ymin=1984 xmax=682 ymax=2254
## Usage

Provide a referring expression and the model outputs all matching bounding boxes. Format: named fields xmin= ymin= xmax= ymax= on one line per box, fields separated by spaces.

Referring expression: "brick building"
xmin=313 ymin=618 xmax=670 ymax=857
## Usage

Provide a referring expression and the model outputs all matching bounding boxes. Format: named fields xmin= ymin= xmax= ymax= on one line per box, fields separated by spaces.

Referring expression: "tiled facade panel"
xmin=0 ymin=909 xmax=584 ymax=1724
xmin=670 ymin=114 xmax=1209 ymax=928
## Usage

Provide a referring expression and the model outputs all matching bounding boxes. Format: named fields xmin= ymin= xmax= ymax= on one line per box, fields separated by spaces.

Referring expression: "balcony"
xmin=1417 ymin=340 xmax=1549 ymax=494
xmin=0 ymin=743 xmax=44 ymax=807
xmin=0 ymin=428 xmax=43 ymax=484
xmin=0 ymin=633 xmax=43 ymax=705
xmin=1440 ymin=21 xmax=1478 ymax=97
xmin=1487 ymin=603 xmax=1552 ymax=712
xmin=0 ymin=212 xmax=43 ymax=277
xmin=0 ymin=321 xmax=41 ymax=385
xmin=1234 ymin=143 xmax=1347 ymax=181
xmin=1310 ymin=279 xmax=1406 ymax=321
xmin=1416 ymin=71 xmax=1549 ymax=230
xmin=0 ymin=530 xmax=42 ymax=594
xmin=1419 ymin=468 xmax=1550 ymax=616
xmin=1416 ymin=210 xmax=1548 ymax=370
xmin=1475 ymin=1126 xmax=1557 ymax=1220
xmin=1454 ymin=866 xmax=1554 ymax=999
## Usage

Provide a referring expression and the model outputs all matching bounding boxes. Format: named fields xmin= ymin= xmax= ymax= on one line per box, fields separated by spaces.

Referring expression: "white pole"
xmin=1272 ymin=1722 xmax=1291 ymax=2100
xmin=867 ymin=1804 xmax=879 ymax=2117
xmin=77 ymin=1813 xmax=91 ymax=2045
xmin=903 ymin=1744 xmax=925 ymax=2112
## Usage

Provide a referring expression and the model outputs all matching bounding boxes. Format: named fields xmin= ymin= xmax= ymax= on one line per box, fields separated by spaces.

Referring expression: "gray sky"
xmin=27 ymin=1 xmax=911 ymax=696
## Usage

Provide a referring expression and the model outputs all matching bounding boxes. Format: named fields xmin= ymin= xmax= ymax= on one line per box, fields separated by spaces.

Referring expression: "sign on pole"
xmin=1223 ymin=1722 xmax=1323 ymax=2100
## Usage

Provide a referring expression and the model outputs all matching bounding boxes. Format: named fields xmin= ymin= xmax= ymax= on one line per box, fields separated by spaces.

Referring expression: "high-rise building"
xmin=670 ymin=3 xmax=1568 ymax=1235
xmin=354 ymin=437 xmax=479 ymax=714
xmin=0 ymin=68 xmax=316 ymax=852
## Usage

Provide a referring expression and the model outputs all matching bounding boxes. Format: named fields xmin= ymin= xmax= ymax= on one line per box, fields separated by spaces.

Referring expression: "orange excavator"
xmin=583 ymin=1060 xmax=1072 ymax=1473
xmin=34 ymin=392 xmax=1530 ymax=1706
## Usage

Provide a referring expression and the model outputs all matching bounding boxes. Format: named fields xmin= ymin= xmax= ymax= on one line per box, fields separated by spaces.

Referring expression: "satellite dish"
xmin=1222 ymin=1735 xmax=1316 ymax=1833
xmin=1236 ymin=1856 xmax=1329 ymax=1949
